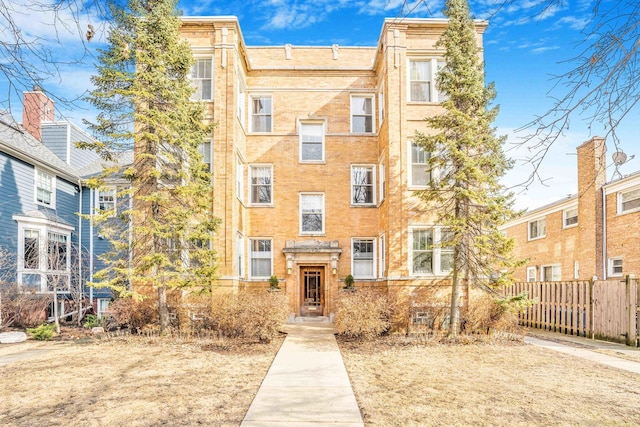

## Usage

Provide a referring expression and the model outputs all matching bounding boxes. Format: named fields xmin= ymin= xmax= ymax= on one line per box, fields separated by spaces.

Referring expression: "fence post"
xmin=626 ymin=275 xmax=637 ymax=347
xmin=588 ymin=278 xmax=595 ymax=340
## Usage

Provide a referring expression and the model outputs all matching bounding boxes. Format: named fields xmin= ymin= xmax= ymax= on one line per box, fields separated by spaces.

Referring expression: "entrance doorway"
xmin=300 ymin=267 xmax=324 ymax=316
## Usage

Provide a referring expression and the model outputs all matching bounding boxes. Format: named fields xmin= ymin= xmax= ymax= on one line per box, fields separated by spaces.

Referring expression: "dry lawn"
xmin=338 ymin=336 xmax=640 ymax=426
xmin=0 ymin=333 xmax=283 ymax=427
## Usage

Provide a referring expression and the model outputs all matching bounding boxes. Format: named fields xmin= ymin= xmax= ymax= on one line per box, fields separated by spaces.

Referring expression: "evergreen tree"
xmin=414 ymin=0 xmax=521 ymax=337
xmin=83 ymin=0 xmax=219 ymax=332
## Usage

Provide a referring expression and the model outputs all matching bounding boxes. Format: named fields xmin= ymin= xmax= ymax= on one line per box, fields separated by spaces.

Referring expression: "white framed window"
xmin=250 ymin=95 xmax=272 ymax=132
xmin=379 ymin=162 xmax=386 ymax=202
xmin=526 ymin=266 xmax=537 ymax=282
xmin=618 ymin=187 xmax=640 ymax=214
xmin=35 ymin=168 xmax=55 ymax=207
xmin=541 ymin=264 xmax=561 ymax=281
xmin=14 ymin=217 xmax=73 ymax=293
xmin=608 ymin=257 xmax=623 ymax=277
xmin=528 ymin=218 xmax=546 ymax=240
xmin=563 ymin=207 xmax=578 ymax=228
xmin=574 ymin=261 xmax=580 ymax=279
xmin=409 ymin=142 xmax=430 ymax=187
xmin=300 ymin=193 xmax=324 ymax=234
xmin=249 ymin=165 xmax=273 ymax=205
xmin=237 ymin=233 xmax=244 ymax=278
xmin=351 ymin=165 xmax=375 ymax=205
xmin=378 ymin=89 xmax=385 ymax=125
xmin=299 ymin=122 xmax=324 ymax=162
xmin=190 ymin=58 xmax=213 ymax=101
xmin=408 ymin=58 xmax=446 ymax=102
xmin=96 ymin=188 xmax=116 ymax=216
xmin=379 ymin=233 xmax=386 ymax=278
xmin=199 ymin=140 xmax=212 ymax=172
xmin=249 ymin=238 xmax=272 ymax=278
xmin=236 ymin=158 xmax=244 ymax=202
xmin=237 ymin=76 xmax=245 ymax=123
xmin=97 ymin=299 xmax=111 ymax=318
xmin=350 ymin=95 xmax=374 ymax=133
xmin=409 ymin=227 xmax=453 ymax=276
xmin=352 ymin=238 xmax=375 ymax=279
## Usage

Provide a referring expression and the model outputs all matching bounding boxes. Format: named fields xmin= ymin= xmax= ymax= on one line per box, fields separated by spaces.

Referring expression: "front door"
xmin=300 ymin=267 xmax=324 ymax=316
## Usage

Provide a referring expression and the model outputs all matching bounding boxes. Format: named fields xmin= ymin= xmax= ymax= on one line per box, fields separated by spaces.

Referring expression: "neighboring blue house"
xmin=0 ymin=89 xmax=123 ymax=319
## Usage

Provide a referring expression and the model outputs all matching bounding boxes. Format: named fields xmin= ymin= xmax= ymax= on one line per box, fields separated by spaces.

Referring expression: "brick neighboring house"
xmin=0 ymin=89 xmax=118 ymax=320
xmin=176 ymin=16 xmax=488 ymax=317
xmin=501 ymin=136 xmax=640 ymax=283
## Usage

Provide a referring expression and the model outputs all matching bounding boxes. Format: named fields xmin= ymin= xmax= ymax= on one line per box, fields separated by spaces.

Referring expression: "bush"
xmin=335 ymin=288 xmax=391 ymax=339
xmin=461 ymin=290 xmax=531 ymax=337
xmin=210 ymin=291 xmax=288 ymax=342
xmin=106 ymin=297 xmax=158 ymax=331
xmin=27 ymin=323 xmax=56 ymax=341
xmin=83 ymin=314 xmax=101 ymax=329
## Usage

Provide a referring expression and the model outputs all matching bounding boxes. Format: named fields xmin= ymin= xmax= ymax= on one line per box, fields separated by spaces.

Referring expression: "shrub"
xmin=343 ymin=274 xmax=354 ymax=289
xmin=268 ymin=275 xmax=280 ymax=289
xmin=210 ymin=291 xmax=288 ymax=342
xmin=106 ymin=297 xmax=158 ymax=331
xmin=335 ymin=288 xmax=391 ymax=339
xmin=27 ymin=323 xmax=56 ymax=341
xmin=83 ymin=314 xmax=101 ymax=329
xmin=461 ymin=290 xmax=531 ymax=338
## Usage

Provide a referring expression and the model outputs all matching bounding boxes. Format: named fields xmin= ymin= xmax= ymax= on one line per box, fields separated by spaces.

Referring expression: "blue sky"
xmin=3 ymin=0 xmax=638 ymax=210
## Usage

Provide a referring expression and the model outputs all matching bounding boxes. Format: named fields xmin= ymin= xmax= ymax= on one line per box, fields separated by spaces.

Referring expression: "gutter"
xmin=602 ymin=186 xmax=607 ymax=280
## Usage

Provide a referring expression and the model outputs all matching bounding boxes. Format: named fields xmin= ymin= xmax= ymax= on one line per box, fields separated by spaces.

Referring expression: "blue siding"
xmin=69 ymin=126 xmax=100 ymax=169
xmin=41 ymin=124 xmax=69 ymax=164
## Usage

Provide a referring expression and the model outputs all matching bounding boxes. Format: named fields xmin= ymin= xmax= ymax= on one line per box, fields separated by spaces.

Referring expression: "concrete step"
xmin=291 ymin=315 xmax=332 ymax=323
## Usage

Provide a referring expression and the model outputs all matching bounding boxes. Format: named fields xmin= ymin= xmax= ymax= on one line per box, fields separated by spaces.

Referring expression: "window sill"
xmin=617 ymin=207 xmax=640 ymax=216
xmin=299 ymin=160 xmax=326 ymax=165
xmin=527 ymin=236 xmax=546 ymax=242
xmin=351 ymin=204 xmax=377 ymax=208
xmin=248 ymin=204 xmax=274 ymax=208
xmin=299 ymin=233 xmax=326 ymax=237
xmin=562 ymin=223 xmax=578 ymax=229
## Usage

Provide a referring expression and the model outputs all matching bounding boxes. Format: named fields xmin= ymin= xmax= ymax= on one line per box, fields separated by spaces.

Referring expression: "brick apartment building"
xmin=501 ymin=136 xmax=640 ymax=283
xmin=177 ymin=17 xmax=488 ymax=317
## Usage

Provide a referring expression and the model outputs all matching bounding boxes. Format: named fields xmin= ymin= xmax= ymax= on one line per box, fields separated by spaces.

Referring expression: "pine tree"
xmin=414 ymin=0 xmax=521 ymax=337
xmin=83 ymin=0 xmax=219 ymax=332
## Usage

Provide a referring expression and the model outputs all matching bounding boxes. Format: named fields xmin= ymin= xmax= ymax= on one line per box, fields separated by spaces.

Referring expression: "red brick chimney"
xmin=22 ymin=87 xmax=54 ymax=141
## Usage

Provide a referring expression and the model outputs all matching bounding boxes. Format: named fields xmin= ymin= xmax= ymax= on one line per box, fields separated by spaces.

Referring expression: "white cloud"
xmin=550 ymin=15 xmax=590 ymax=31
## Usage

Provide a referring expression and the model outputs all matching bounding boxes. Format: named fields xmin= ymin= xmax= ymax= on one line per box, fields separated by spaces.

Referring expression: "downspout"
xmin=602 ymin=186 xmax=607 ymax=280
xmin=78 ymin=181 xmax=84 ymax=320
xmin=89 ymin=188 xmax=94 ymax=304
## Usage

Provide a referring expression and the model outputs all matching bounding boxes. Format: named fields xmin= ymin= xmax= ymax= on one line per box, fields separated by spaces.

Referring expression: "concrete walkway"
xmin=524 ymin=330 xmax=640 ymax=374
xmin=241 ymin=323 xmax=364 ymax=427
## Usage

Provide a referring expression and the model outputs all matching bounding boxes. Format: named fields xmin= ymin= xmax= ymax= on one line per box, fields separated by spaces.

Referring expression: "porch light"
xmin=287 ymin=259 xmax=293 ymax=275
xmin=331 ymin=258 xmax=337 ymax=275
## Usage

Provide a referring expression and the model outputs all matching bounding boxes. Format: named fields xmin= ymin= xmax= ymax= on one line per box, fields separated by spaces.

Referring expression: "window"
xmin=609 ymin=258 xmax=623 ymax=277
xmin=35 ymin=169 xmax=55 ymax=207
xmin=249 ymin=165 xmax=272 ymax=205
xmin=250 ymin=239 xmax=272 ymax=278
xmin=410 ymin=227 xmax=453 ymax=276
xmin=378 ymin=89 xmax=385 ymax=125
xmin=237 ymin=76 xmax=245 ymax=122
xmin=379 ymin=234 xmax=386 ymax=277
xmin=528 ymin=218 xmax=546 ymax=240
xmin=237 ymin=234 xmax=244 ymax=278
xmin=409 ymin=58 xmax=446 ymax=102
xmin=351 ymin=95 xmax=374 ymax=133
xmin=619 ymin=187 xmax=640 ymax=213
xmin=574 ymin=261 xmax=580 ymax=279
xmin=526 ymin=267 xmax=537 ymax=282
xmin=563 ymin=207 xmax=578 ymax=227
xmin=541 ymin=264 xmax=561 ymax=281
xmin=236 ymin=158 xmax=243 ymax=202
xmin=409 ymin=142 xmax=430 ymax=187
xmin=97 ymin=188 xmax=116 ymax=216
xmin=199 ymin=141 xmax=212 ymax=172
xmin=300 ymin=122 xmax=324 ymax=162
xmin=351 ymin=166 xmax=375 ymax=205
xmin=379 ymin=162 xmax=386 ymax=202
xmin=250 ymin=95 xmax=272 ymax=132
xmin=47 ymin=232 xmax=68 ymax=271
xmin=300 ymin=193 xmax=324 ymax=234
xmin=97 ymin=299 xmax=111 ymax=318
xmin=190 ymin=58 xmax=212 ymax=100
xmin=352 ymin=238 xmax=375 ymax=278
xmin=24 ymin=229 xmax=40 ymax=269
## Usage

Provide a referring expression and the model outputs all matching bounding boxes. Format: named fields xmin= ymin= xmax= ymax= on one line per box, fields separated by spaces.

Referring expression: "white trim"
xmin=351 ymin=164 xmax=376 ymax=206
xmin=541 ymin=264 xmax=561 ymax=281
xmin=617 ymin=186 xmax=640 ymax=215
xmin=351 ymin=237 xmax=376 ymax=279
xmin=407 ymin=140 xmax=430 ymax=189
xmin=408 ymin=226 xmax=453 ymax=277
xmin=379 ymin=162 xmax=386 ymax=203
xmin=190 ymin=56 xmax=214 ymax=101
xmin=299 ymin=193 xmax=325 ymax=235
xmin=248 ymin=164 xmax=274 ymax=206
xmin=527 ymin=217 xmax=546 ymax=241
xmin=34 ymin=168 xmax=56 ymax=208
xmin=526 ymin=266 xmax=537 ymax=282
xmin=249 ymin=94 xmax=273 ymax=133
xmin=379 ymin=233 xmax=386 ymax=278
xmin=562 ymin=206 xmax=578 ymax=228
xmin=248 ymin=237 xmax=273 ymax=279
xmin=608 ymin=257 xmax=623 ymax=277
xmin=298 ymin=120 xmax=326 ymax=163
xmin=236 ymin=157 xmax=244 ymax=203
xmin=350 ymin=94 xmax=375 ymax=134
xmin=573 ymin=261 xmax=580 ymax=279
xmin=406 ymin=57 xmax=446 ymax=103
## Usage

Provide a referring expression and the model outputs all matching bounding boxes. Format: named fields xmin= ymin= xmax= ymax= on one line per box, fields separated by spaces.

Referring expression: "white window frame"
xmin=96 ymin=187 xmax=116 ymax=217
xmin=526 ymin=266 xmax=537 ymax=282
xmin=379 ymin=162 xmax=386 ymax=203
xmin=250 ymin=95 xmax=272 ymax=133
xmin=528 ymin=218 xmax=546 ymax=241
xmin=237 ymin=233 xmax=245 ymax=278
xmin=541 ymin=264 xmax=561 ymax=281
xmin=351 ymin=238 xmax=376 ymax=279
xmin=299 ymin=193 xmax=325 ymax=235
xmin=378 ymin=88 xmax=385 ymax=126
xmin=563 ymin=207 xmax=578 ymax=228
xmin=408 ymin=141 xmax=431 ymax=188
xmin=236 ymin=157 xmax=244 ymax=203
xmin=13 ymin=216 xmax=73 ymax=293
xmin=350 ymin=94 xmax=375 ymax=133
xmin=199 ymin=140 xmax=213 ymax=173
xmin=249 ymin=165 xmax=273 ymax=206
xmin=407 ymin=58 xmax=446 ymax=103
xmin=97 ymin=299 xmax=111 ymax=318
xmin=574 ymin=261 xmax=580 ymax=279
xmin=409 ymin=226 xmax=454 ymax=276
xmin=237 ymin=75 xmax=245 ymax=125
xmin=190 ymin=57 xmax=213 ymax=101
xmin=608 ymin=257 xmax=623 ymax=277
xmin=299 ymin=121 xmax=325 ymax=163
xmin=618 ymin=187 xmax=640 ymax=214
xmin=351 ymin=165 xmax=376 ymax=206
xmin=379 ymin=233 xmax=386 ymax=278
xmin=249 ymin=238 xmax=272 ymax=279
xmin=35 ymin=168 xmax=56 ymax=208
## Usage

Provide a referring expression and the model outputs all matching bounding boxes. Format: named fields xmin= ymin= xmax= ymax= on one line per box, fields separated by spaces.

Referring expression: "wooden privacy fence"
xmin=505 ymin=277 xmax=639 ymax=347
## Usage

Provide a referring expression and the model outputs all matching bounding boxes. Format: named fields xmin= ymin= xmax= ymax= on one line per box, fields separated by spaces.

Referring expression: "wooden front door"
xmin=300 ymin=267 xmax=324 ymax=316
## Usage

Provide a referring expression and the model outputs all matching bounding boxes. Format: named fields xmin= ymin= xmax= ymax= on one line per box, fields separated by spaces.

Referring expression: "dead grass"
xmin=338 ymin=336 xmax=640 ymax=426
xmin=0 ymin=333 xmax=283 ymax=427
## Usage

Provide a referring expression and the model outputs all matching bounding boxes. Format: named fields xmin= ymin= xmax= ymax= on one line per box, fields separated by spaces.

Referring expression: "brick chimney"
xmin=576 ymin=136 xmax=607 ymax=279
xmin=22 ymin=86 xmax=54 ymax=141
